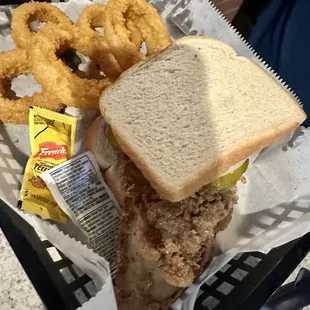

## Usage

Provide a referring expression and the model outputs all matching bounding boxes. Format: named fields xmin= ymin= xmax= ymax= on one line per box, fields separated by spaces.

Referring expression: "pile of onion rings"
xmin=0 ymin=0 xmax=171 ymax=123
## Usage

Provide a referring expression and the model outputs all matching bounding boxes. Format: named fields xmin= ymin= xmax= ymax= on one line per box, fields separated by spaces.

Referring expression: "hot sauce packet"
xmin=19 ymin=107 xmax=77 ymax=223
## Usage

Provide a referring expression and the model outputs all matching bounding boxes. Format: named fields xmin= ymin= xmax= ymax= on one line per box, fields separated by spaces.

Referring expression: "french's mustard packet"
xmin=19 ymin=107 xmax=77 ymax=223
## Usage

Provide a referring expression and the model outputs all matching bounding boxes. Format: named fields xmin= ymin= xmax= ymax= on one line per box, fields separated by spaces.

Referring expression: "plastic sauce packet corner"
xmin=19 ymin=107 xmax=77 ymax=223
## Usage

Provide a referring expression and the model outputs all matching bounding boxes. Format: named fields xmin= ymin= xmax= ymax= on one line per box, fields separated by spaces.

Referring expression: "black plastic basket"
xmin=2 ymin=199 xmax=310 ymax=310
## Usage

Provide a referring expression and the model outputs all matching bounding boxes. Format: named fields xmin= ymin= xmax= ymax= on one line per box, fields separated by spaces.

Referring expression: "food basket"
xmin=1 ymin=0 xmax=310 ymax=310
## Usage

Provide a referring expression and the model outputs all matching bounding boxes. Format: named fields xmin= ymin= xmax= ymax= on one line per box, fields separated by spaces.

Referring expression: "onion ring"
xmin=76 ymin=4 xmax=122 ymax=78
xmin=77 ymin=4 xmax=143 ymax=51
xmin=76 ymin=4 xmax=107 ymax=35
xmin=11 ymin=2 xmax=73 ymax=49
xmin=28 ymin=24 xmax=111 ymax=110
xmin=104 ymin=0 xmax=172 ymax=70
xmin=125 ymin=17 xmax=144 ymax=49
xmin=0 ymin=49 xmax=64 ymax=124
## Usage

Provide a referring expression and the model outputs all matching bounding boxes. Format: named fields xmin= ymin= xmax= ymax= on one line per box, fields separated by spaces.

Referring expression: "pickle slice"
xmin=210 ymin=159 xmax=249 ymax=190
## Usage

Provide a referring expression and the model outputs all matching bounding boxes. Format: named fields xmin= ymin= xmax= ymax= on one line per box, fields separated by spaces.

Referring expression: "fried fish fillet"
xmin=105 ymin=155 xmax=237 ymax=310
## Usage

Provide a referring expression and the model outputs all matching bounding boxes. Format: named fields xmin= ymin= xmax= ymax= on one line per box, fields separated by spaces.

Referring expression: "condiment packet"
xmin=19 ymin=107 xmax=77 ymax=223
xmin=41 ymin=151 xmax=121 ymax=273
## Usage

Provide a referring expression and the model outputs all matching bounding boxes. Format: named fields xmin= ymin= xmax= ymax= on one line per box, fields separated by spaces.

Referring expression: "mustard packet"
xmin=19 ymin=107 xmax=77 ymax=223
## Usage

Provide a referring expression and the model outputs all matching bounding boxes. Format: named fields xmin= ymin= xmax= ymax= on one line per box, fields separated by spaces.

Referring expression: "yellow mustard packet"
xmin=19 ymin=107 xmax=77 ymax=223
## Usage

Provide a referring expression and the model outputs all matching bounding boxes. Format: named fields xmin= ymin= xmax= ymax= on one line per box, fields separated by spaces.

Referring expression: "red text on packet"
xmin=34 ymin=142 xmax=67 ymax=160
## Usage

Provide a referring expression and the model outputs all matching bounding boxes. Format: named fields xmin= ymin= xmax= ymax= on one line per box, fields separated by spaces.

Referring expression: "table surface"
xmin=0 ymin=229 xmax=44 ymax=310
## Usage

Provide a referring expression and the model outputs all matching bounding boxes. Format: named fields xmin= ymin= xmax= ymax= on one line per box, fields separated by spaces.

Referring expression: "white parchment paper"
xmin=0 ymin=0 xmax=309 ymax=310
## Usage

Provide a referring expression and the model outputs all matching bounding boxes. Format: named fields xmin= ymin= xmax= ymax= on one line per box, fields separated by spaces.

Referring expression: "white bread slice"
xmin=100 ymin=36 xmax=306 ymax=202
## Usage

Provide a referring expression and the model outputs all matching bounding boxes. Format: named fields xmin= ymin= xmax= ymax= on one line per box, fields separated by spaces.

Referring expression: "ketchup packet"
xmin=19 ymin=107 xmax=77 ymax=223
